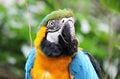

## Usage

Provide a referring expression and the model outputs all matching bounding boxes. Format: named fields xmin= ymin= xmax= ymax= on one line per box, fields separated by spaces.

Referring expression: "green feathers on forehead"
xmin=40 ymin=9 xmax=74 ymax=26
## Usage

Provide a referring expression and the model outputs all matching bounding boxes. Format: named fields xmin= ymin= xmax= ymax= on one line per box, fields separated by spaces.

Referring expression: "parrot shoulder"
xmin=69 ymin=49 xmax=102 ymax=79
xmin=25 ymin=49 xmax=36 ymax=79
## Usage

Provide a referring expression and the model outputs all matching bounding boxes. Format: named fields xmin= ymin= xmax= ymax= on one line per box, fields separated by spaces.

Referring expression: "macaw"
xmin=25 ymin=9 xmax=102 ymax=79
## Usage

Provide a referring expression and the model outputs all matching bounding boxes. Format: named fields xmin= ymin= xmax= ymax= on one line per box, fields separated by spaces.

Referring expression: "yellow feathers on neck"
xmin=34 ymin=26 xmax=46 ymax=49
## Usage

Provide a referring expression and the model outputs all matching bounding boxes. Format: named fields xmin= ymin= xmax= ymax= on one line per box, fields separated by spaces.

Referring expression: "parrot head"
xmin=35 ymin=9 xmax=78 ymax=58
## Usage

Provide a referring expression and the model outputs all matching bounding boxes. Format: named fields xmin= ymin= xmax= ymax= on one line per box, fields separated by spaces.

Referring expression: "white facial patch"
xmin=46 ymin=28 xmax=62 ymax=44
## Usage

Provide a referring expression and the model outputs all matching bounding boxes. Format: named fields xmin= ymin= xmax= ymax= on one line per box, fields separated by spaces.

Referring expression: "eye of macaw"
xmin=47 ymin=20 xmax=61 ymax=32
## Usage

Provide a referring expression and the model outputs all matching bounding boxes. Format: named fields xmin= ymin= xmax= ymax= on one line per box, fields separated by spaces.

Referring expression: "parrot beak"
xmin=58 ymin=18 xmax=78 ymax=56
xmin=60 ymin=17 xmax=76 ymax=44
xmin=65 ymin=20 xmax=75 ymax=39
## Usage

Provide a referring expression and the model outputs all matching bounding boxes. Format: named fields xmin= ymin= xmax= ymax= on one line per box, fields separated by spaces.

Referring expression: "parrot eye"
xmin=48 ymin=20 xmax=55 ymax=27
xmin=47 ymin=20 xmax=55 ymax=29
xmin=47 ymin=20 xmax=60 ymax=32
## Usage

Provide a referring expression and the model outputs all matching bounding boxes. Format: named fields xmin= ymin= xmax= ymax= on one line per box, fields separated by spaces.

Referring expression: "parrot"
xmin=25 ymin=9 xmax=102 ymax=79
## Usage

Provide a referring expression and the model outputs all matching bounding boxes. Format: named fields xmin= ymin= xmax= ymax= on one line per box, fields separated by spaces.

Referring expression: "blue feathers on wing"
xmin=25 ymin=49 xmax=36 ymax=79
xmin=69 ymin=50 xmax=99 ymax=79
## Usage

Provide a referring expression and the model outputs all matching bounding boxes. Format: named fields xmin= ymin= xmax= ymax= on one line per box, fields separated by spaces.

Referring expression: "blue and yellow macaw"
xmin=25 ymin=9 xmax=102 ymax=79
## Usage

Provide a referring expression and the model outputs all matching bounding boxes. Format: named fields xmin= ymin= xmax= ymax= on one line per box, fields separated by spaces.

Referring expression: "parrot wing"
xmin=85 ymin=51 xmax=103 ymax=79
xmin=25 ymin=49 xmax=36 ymax=79
xmin=69 ymin=50 xmax=102 ymax=79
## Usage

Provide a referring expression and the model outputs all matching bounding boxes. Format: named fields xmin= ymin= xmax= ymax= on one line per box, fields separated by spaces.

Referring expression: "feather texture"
xmin=40 ymin=9 xmax=73 ymax=26
xmin=25 ymin=49 xmax=36 ymax=79
xmin=69 ymin=50 xmax=99 ymax=79
xmin=85 ymin=51 xmax=103 ymax=79
xmin=25 ymin=49 xmax=101 ymax=79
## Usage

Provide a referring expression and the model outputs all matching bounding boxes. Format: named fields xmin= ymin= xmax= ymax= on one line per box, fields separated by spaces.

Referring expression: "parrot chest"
xmin=31 ymin=69 xmax=70 ymax=79
xmin=30 ymin=51 xmax=72 ymax=79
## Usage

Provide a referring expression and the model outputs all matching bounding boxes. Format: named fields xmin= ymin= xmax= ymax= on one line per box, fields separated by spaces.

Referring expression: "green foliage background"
xmin=0 ymin=0 xmax=119 ymax=79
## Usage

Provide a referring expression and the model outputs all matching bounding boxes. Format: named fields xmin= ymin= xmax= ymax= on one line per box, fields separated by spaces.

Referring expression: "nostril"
xmin=62 ymin=20 xmax=65 ymax=23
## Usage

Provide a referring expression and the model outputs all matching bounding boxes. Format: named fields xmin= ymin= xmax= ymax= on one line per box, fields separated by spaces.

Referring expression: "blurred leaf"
xmin=75 ymin=19 xmax=81 ymax=34
xmin=0 ymin=5 xmax=7 ymax=13
xmin=101 ymin=0 xmax=120 ymax=13
xmin=79 ymin=37 xmax=107 ymax=60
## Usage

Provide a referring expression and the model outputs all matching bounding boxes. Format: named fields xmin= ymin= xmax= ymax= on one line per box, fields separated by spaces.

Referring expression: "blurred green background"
xmin=0 ymin=0 xmax=120 ymax=79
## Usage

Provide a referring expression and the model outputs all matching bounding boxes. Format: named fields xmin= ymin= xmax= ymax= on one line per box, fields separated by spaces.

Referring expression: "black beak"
xmin=61 ymin=20 xmax=75 ymax=43
xmin=66 ymin=21 xmax=75 ymax=38
xmin=58 ymin=20 xmax=78 ymax=56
